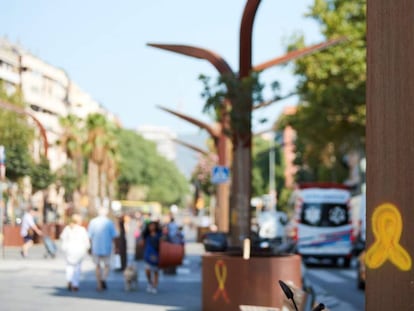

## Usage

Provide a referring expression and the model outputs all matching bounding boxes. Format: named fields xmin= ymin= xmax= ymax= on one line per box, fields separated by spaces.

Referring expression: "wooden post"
xmin=367 ymin=0 xmax=414 ymax=309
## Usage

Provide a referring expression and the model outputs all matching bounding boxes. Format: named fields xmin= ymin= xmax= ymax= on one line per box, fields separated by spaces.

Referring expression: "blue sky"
xmin=1 ymin=0 xmax=322 ymax=134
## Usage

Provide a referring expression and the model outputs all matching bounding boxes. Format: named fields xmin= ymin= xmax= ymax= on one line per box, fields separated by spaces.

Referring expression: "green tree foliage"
xmin=84 ymin=113 xmax=120 ymax=200
xmin=0 ymin=82 xmax=34 ymax=181
xmin=115 ymin=128 xmax=189 ymax=206
xmin=277 ymin=0 xmax=366 ymax=182
xmin=30 ymin=156 xmax=55 ymax=193
xmin=199 ymin=73 xmax=266 ymax=137
xmin=84 ymin=113 xmax=118 ymax=167
xmin=146 ymin=158 xmax=189 ymax=205
xmin=4 ymin=144 xmax=33 ymax=181
xmin=58 ymin=114 xmax=85 ymax=179
xmin=252 ymin=136 xmax=285 ymax=197
xmin=56 ymin=164 xmax=79 ymax=202
xmin=116 ymin=128 xmax=155 ymax=197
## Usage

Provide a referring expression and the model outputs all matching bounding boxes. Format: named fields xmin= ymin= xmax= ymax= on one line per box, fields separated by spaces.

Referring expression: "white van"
xmin=289 ymin=183 xmax=354 ymax=267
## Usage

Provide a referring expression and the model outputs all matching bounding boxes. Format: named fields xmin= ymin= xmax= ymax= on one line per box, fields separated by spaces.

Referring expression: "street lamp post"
xmin=268 ymin=133 xmax=276 ymax=211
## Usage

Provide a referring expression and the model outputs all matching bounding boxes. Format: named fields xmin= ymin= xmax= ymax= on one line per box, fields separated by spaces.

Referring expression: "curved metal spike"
xmin=157 ymin=105 xmax=220 ymax=138
xmin=147 ymin=43 xmax=234 ymax=75
xmin=253 ymin=37 xmax=348 ymax=72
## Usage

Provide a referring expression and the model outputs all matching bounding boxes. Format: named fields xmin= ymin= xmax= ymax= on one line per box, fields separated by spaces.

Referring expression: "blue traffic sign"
xmin=211 ymin=165 xmax=230 ymax=184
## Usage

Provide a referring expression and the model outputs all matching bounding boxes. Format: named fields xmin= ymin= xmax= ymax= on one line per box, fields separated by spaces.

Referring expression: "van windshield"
xmin=301 ymin=203 xmax=348 ymax=227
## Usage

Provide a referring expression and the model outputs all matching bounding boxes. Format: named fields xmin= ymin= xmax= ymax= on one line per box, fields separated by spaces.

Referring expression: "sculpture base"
xmin=202 ymin=252 xmax=302 ymax=311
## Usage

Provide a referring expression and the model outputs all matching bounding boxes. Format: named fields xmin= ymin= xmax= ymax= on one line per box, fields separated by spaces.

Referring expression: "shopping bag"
xmin=158 ymin=240 xmax=184 ymax=268
xmin=112 ymin=254 xmax=122 ymax=270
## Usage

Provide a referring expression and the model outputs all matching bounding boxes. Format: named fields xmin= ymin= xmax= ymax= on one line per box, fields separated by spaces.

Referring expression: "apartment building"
xmin=0 ymin=38 xmax=114 ymax=171
xmin=0 ymin=39 xmax=20 ymax=95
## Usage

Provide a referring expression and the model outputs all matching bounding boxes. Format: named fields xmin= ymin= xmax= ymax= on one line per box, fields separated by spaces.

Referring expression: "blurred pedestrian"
xmin=142 ymin=221 xmax=162 ymax=294
xmin=176 ymin=226 xmax=185 ymax=245
xmin=124 ymin=213 xmax=139 ymax=268
xmin=60 ymin=214 xmax=90 ymax=292
xmin=88 ymin=207 xmax=118 ymax=291
xmin=20 ymin=206 xmax=42 ymax=258
xmin=167 ymin=214 xmax=179 ymax=242
xmin=163 ymin=217 xmax=185 ymax=275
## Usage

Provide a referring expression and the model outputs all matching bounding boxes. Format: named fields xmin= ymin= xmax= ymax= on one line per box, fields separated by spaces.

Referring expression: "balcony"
xmin=0 ymin=67 xmax=19 ymax=84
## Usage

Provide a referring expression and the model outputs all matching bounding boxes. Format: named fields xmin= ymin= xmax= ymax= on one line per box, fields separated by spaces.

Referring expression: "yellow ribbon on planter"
xmin=213 ymin=259 xmax=230 ymax=303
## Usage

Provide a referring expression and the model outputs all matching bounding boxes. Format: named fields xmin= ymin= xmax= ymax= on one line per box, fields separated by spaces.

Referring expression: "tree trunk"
xmin=87 ymin=160 xmax=99 ymax=216
xmin=75 ymin=156 xmax=83 ymax=181
xmin=229 ymin=143 xmax=251 ymax=247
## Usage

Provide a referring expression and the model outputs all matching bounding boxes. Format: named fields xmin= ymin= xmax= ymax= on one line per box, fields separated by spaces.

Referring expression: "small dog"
xmin=123 ymin=265 xmax=138 ymax=291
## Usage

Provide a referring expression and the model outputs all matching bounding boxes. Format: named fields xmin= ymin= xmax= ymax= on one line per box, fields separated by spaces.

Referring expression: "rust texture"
xmin=239 ymin=0 xmax=261 ymax=79
xmin=253 ymin=36 xmax=347 ymax=72
xmin=172 ymin=138 xmax=209 ymax=156
xmin=147 ymin=44 xmax=234 ymax=75
xmin=229 ymin=0 xmax=262 ymax=247
xmin=157 ymin=105 xmax=220 ymax=139
xmin=367 ymin=0 xmax=414 ymax=309
xmin=202 ymin=253 xmax=302 ymax=311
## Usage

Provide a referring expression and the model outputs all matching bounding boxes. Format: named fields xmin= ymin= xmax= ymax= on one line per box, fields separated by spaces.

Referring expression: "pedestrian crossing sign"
xmin=211 ymin=166 xmax=230 ymax=184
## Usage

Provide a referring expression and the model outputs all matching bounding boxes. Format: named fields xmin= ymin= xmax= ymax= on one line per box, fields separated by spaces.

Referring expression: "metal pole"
xmin=269 ymin=134 xmax=276 ymax=212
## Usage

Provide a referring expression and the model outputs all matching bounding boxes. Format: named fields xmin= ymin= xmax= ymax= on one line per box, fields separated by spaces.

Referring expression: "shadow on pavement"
xmin=2 ymin=240 xmax=203 ymax=311
xmin=36 ymin=257 xmax=202 ymax=311
xmin=43 ymin=279 xmax=201 ymax=311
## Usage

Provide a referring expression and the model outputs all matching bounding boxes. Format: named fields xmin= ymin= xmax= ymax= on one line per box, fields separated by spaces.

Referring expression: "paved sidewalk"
xmin=0 ymin=241 xmax=204 ymax=311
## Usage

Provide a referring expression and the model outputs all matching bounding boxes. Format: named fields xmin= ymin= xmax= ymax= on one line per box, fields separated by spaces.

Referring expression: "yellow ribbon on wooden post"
xmin=365 ymin=203 xmax=412 ymax=271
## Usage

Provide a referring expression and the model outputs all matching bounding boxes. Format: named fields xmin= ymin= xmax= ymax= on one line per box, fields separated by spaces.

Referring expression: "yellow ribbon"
xmin=365 ymin=203 xmax=412 ymax=271
xmin=213 ymin=260 xmax=230 ymax=303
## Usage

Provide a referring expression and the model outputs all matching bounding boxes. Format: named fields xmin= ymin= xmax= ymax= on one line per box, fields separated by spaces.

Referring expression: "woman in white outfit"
xmin=60 ymin=214 xmax=90 ymax=292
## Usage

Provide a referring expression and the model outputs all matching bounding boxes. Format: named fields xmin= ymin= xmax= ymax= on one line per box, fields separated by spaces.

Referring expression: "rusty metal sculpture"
xmin=148 ymin=0 xmax=345 ymax=245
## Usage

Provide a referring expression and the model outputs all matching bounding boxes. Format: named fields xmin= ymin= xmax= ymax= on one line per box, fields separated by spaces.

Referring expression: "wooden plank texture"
xmin=367 ymin=0 xmax=414 ymax=309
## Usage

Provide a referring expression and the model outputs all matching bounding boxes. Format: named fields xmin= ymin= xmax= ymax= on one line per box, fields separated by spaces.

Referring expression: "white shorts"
xmin=93 ymin=255 xmax=111 ymax=266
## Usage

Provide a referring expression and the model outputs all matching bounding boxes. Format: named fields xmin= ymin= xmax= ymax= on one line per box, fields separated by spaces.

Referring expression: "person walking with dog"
xmin=60 ymin=214 xmax=90 ymax=292
xmin=88 ymin=207 xmax=118 ymax=291
xmin=20 ymin=206 xmax=42 ymax=258
xmin=142 ymin=220 xmax=162 ymax=294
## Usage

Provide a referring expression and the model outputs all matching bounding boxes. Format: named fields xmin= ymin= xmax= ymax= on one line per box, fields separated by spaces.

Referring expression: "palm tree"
xmin=84 ymin=113 xmax=119 ymax=211
xmin=58 ymin=114 xmax=85 ymax=179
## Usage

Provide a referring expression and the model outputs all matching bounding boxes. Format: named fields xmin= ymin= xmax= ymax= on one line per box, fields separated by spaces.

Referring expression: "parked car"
xmin=202 ymin=232 xmax=228 ymax=252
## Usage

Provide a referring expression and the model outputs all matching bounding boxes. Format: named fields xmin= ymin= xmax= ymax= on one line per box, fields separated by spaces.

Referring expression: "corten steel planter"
xmin=3 ymin=223 xmax=67 ymax=246
xmin=202 ymin=252 xmax=302 ymax=311
xmin=3 ymin=225 xmax=22 ymax=246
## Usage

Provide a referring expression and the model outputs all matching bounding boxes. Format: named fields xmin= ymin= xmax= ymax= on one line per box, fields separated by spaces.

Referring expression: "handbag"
xmin=158 ymin=240 xmax=184 ymax=268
